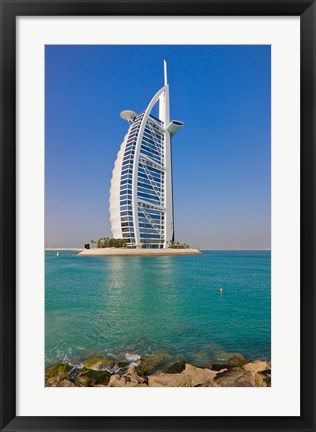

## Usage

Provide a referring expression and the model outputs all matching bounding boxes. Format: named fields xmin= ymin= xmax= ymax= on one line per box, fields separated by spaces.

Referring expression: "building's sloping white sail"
xmin=109 ymin=131 xmax=130 ymax=238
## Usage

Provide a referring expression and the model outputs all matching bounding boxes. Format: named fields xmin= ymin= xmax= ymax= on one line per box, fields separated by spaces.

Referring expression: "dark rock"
xmin=213 ymin=351 xmax=246 ymax=365
xmin=75 ymin=368 xmax=112 ymax=386
xmin=46 ymin=363 xmax=70 ymax=379
xmin=45 ymin=363 xmax=70 ymax=385
xmin=228 ymin=355 xmax=247 ymax=367
xmin=139 ymin=353 xmax=171 ymax=375
xmin=210 ymin=363 xmax=232 ymax=371
xmin=117 ymin=361 xmax=129 ymax=369
xmin=165 ymin=361 xmax=186 ymax=374
xmin=256 ymin=369 xmax=271 ymax=387
xmin=82 ymin=357 xmax=114 ymax=371
xmin=202 ymin=362 xmax=213 ymax=370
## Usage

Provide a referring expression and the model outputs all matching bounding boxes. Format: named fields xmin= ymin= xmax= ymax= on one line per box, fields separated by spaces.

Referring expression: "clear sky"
xmin=45 ymin=45 xmax=270 ymax=249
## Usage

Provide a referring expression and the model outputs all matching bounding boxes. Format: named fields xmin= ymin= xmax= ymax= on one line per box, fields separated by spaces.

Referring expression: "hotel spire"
xmin=164 ymin=60 xmax=168 ymax=86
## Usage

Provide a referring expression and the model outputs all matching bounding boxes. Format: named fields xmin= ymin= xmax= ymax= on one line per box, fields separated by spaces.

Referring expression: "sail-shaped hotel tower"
xmin=109 ymin=62 xmax=183 ymax=249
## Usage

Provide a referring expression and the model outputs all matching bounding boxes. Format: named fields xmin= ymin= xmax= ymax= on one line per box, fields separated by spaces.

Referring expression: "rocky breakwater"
xmin=45 ymin=354 xmax=271 ymax=387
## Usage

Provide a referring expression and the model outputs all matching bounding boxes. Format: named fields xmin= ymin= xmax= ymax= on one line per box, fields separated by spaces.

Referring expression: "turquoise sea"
xmin=45 ymin=250 xmax=271 ymax=367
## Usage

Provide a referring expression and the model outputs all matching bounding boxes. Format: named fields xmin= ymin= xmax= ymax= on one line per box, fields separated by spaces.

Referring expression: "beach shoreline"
xmin=78 ymin=248 xmax=202 ymax=257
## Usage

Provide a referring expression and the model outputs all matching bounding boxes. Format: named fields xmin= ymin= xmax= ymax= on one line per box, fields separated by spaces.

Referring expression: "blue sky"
xmin=45 ymin=45 xmax=270 ymax=249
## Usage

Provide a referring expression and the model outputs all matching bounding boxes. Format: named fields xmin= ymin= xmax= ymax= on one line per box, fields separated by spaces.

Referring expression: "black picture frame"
xmin=0 ymin=1 xmax=315 ymax=431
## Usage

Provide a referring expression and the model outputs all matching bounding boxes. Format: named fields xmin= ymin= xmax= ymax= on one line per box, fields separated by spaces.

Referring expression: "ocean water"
xmin=45 ymin=250 xmax=271 ymax=367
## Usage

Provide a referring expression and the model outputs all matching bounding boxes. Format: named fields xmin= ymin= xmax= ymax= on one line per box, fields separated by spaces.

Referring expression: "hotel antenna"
xmin=164 ymin=59 xmax=168 ymax=86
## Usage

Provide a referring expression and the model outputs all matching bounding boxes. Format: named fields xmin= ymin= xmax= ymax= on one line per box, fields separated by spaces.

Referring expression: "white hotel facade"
xmin=109 ymin=62 xmax=183 ymax=248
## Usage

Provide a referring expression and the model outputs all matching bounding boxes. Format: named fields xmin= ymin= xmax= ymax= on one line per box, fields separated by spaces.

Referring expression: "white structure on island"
xmin=109 ymin=61 xmax=183 ymax=248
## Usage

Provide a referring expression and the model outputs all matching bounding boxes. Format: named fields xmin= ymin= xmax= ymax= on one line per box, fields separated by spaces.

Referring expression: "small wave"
xmin=106 ymin=364 xmax=121 ymax=374
xmin=125 ymin=353 xmax=141 ymax=362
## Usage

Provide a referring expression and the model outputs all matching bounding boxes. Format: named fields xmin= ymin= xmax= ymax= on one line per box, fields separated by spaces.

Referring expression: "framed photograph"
xmin=0 ymin=1 xmax=315 ymax=431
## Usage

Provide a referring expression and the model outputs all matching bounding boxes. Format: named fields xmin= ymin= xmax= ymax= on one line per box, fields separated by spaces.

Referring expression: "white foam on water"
xmin=108 ymin=365 xmax=121 ymax=374
xmin=125 ymin=353 xmax=141 ymax=362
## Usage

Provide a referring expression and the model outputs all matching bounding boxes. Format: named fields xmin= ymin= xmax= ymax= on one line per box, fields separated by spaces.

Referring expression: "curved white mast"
xmin=131 ymin=84 xmax=167 ymax=247
xmin=132 ymin=62 xmax=172 ymax=248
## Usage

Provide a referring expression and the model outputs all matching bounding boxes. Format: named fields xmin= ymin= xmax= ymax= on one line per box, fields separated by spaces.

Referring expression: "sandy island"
xmin=78 ymin=248 xmax=201 ymax=257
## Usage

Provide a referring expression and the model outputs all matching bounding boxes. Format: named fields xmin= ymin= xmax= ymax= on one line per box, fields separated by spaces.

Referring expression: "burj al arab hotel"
xmin=109 ymin=61 xmax=183 ymax=249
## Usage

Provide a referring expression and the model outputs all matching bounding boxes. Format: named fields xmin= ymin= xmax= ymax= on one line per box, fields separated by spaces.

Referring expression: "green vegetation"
xmin=165 ymin=360 xmax=186 ymax=374
xmin=90 ymin=237 xmax=129 ymax=248
xmin=117 ymin=361 xmax=129 ymax=368
xmin=45 ymin=363 xmax=70 ymax=380
xmin=89 ymin=238 xmax=190 ymax=249
xmin=139 ymin=353 xmax=170 ymax=375
xmin=75 ymin=368 xmax=112 ymax=386
xmin=83 ymin=357 xmax=113 ymax=369
xmin=168 ymin=240 xmax=190 ymax=249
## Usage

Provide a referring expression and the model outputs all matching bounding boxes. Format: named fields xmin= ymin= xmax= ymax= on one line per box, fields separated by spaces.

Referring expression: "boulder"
xmin=108 ymin=375 xmax=127 ymax=387
xmin=108 ymin=365 xmax=147 ymax=387
xmin=213 ymin=352 xmax=246 ymax=366
xmin=243 ymin=360 xmax=270 ymax=374
xmin=255 ymin=372 xmax=268 ymax=387
xmin=183 ymin=363 xmax=225 ymax=387
xmin=242 ymin=360 xmax=271 ymax=387
xmin=203 ymin=362 xmax=214 ymax=370
xmin=214 ymin=367 xmax=256 ymax=387
xmin=139 ymin=353 xmax=172 ymax=375
xmin=45 ymin=375 xmax=75 ymax=387
xmin=45 ymin=363 xmax=70 ymax=380
xmin=75 ymin=368 xmax=112 ymax=386
xmin=45 ymin=363 xmax=71 ymax=386
xmin=46 ymin=376 xmax=65 ymax=387
xmin=148 ymin=371 xmax=191 ymax=387
xmin=59 ymin=379 xmax=76 ymax=387
xmin=108 ymin=375 xmax=147 ymax=387
xmin=82 ymin=357 xmax=114 ymax=371
xmin=148 ymin=363 xmax=226 ymax=387
xmin=228 ymin=355 xmax=247 ymax=367
xmin=255 ymin=370 xmax=271 ymax=387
